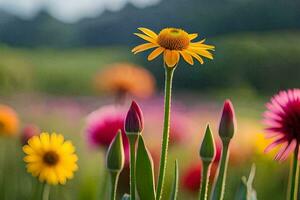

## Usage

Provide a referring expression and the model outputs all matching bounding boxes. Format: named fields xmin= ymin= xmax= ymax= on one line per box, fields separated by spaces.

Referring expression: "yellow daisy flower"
xmin=23 ymin=132 xmax=78 ymax=185
xmin=132 ymin=27 xmax=215 ymax=67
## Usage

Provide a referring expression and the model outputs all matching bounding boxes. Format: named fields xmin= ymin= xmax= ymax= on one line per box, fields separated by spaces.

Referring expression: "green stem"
xmin=129 ymin=136 xmax=138 ymax=200
xmin=199 ymin=162 xmax=211 ymax=200
xmin=288 ymin=145 xmax=299 ymax=200
xmin=211 ymin=139 xmax=230 ymax=200
xmin=156 ymin=66 xmax=175 ymax=200
xmin=109 ymin=171 xmax=120 ymax=200
xmin=42 ymin=183 xmax=50 ymax=200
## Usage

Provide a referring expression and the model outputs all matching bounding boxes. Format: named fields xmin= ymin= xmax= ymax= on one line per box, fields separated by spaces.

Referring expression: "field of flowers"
xmin=0 ymin=29 xmax=298 ymax=200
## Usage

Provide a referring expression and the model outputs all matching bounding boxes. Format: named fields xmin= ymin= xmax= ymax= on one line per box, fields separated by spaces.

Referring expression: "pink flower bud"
xmin=219 ymin=100 xmax=236 ymax=140
xmin=125 ymin=101 xmax=144 ymax=134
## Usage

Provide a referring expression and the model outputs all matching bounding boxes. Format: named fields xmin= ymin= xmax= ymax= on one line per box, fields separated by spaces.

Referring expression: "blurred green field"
xmin=1 ymin=31 xmax=300 ymax=97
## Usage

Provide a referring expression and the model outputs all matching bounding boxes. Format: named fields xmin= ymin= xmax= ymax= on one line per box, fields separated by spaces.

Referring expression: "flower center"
xmin=43 ymin=151 xmax=59 ymax=166
xmin=157 ymin=28 xmax=190 ymax=50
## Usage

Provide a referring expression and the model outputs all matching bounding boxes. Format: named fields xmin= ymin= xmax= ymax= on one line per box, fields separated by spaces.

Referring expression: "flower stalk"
xmin=128 ymin=135 xmax=138 ymax=200
xmin=211 ymin=100 xmax=236 ymax=200
xmin=106 ymin=131 xmax=125 ymax=200
xmin=199 ymin=125 xmax=216 ymax=200
xmin=211 ymin=139 xmax=230 ymax=200
xmin=288 ymin=145 xmax=299 ymax=200
xmin=42 ymin=183 xmax=50 ymax=200
xmin=125 ymin=101 xmax=144 ymax=200
xmin=109 ymin=171 xmax=120 ymax=200
xmin=200 ymin=162 xmax=211 ymax=200
xmin=156 ymin=65 xmax=176 ymax=200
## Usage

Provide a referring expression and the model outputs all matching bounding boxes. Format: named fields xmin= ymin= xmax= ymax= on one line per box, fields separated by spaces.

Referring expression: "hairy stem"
xmin=288 ymin=145 xmax=299 ymax=200
xmin=156 ymin=66 xmax=175 ymax=200
xmin=211 ymin=139 xmax=230 ymax=200
xmin=109 ymin=171 xmax=120 ymax=200
xmin=129 ymin=136 xmax=138 ymax=200
xmin=199 ymin=162 xmax=211 ymax=200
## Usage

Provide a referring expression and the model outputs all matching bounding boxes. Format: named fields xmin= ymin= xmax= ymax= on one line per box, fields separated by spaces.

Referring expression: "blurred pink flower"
xmin=21 ymin=124 xmax=40 ymax=145
xmin=181 ymin=162 xmax=218 ymax=193
xmin=85 ymin=105 xmax=129 ymax=163
xmin=263 ymin=89 xmax=300 ymax=161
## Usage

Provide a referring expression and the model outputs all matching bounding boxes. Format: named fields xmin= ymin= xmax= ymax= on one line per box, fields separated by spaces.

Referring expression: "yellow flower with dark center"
xmin=0 ymin=104 xmax=19 ymax=136
xmin=23 ymin=132 xmax=78 ymax=185
xmin=132 ymin=27 xmax=215 ymax=67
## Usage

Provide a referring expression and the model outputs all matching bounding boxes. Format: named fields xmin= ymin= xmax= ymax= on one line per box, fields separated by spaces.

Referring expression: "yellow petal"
xmin=134 ymin=33 xmax=157 ymax=44
xmin=180 ymin=51 xmax=194 ymax=65
xmin=132 ymin=43 xmax=158 ymax=54
xmin=148 ymin=47 xmax=165 ymax=61
xmin=189 ymin=48 xmax=214 ymax=59
xmin=191 ymin=42 xmax=215 ymax=50
xmin=164 ymin=50 xmax=180 ymax=67
xmin=185 ymin=50 xmax=204 ymax=64
xmin=188 ymin=33 xmax=198 ymax=41
xmin=138 ymin=27 xmax=158 ymax=39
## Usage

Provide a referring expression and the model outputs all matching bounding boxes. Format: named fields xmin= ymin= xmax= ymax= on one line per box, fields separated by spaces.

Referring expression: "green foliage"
xmin=1 ymin=32 xmax=300 ymax=96
xmin=136 ymin=136 xmax=156 ymax=200
xmin=169 ymin=160 xmax=179 ymax=200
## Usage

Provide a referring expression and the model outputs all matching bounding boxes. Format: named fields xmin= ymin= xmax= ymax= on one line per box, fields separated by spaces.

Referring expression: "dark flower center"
xmin=43 ymin=151 xmax=59 ymax=166
xmin=283 ymin=101 xmax=300 ymax=142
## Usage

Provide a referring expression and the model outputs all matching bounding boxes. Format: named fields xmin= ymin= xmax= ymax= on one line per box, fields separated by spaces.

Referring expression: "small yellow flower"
xmin=0 ymin=104 xmax=19 ymax=136
xmin=132 ymin=27 xmax=215 ymax=67
xmin=23 ymin=132 xmax=78 ymax=185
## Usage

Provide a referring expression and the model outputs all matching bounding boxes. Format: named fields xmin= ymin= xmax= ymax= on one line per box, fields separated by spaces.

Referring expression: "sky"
xmin=0 ymin=0 xmax=160 ymax=23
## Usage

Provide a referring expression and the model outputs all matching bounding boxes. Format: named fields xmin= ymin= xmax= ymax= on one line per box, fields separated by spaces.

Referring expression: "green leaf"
xmin=234 ymin=164 xmax=257 ymax=200
xmin=121 ymin=194 xmax=130 ymax=200
xmin=136 ymin=136 xmax=156 ymax=200
xmin=169 ymin=160 xmax=179 ymax=200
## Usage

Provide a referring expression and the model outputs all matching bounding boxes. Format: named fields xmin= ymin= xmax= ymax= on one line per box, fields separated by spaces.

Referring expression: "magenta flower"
xmin=85 ymin=105 xmax=129 ymax=149
xmin=263 ymin=89 xmax=300 ymax=161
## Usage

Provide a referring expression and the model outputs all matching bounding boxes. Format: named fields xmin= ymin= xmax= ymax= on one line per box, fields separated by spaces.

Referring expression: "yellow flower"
xmin=0 ymin=104 xmax=19 ymax=136
xmin=132 ymin=27 xmax=215 ymax=67
xmin=23 ymin=132 xmax=78 ymax=185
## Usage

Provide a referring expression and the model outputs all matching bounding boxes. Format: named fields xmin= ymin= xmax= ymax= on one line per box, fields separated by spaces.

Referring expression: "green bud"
xmin=106 ymin=130 xmax=125 ymax=172
xmin=199 ymin=125 xmax=216 ymax=163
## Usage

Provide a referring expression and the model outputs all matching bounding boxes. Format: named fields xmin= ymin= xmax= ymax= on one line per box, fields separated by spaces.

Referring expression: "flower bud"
xmin=199 ymin=125 xmax=216 ymax=163
xmin=125 ymin=101 xmax=144 ymax=134
xmin=106 ymin=130 xmax=125 ymax=172
xmin=219 ymin=99 xmax=236 ymax=140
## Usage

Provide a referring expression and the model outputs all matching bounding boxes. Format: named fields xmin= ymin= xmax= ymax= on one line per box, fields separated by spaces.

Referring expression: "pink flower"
xmin=263 ymin=89 xmax=300 ymax=161
xmin=85 ymin=105 xmax=129 ymax=153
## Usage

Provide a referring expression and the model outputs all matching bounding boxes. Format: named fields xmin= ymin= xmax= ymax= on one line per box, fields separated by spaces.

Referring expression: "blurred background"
xmin=0 ymin=0 xmax=298 ymax=199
